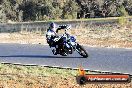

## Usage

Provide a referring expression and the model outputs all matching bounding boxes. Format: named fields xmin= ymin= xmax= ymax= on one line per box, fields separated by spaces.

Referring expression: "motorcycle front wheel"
xmin=76 ymin=44 xmax=88 ymax=58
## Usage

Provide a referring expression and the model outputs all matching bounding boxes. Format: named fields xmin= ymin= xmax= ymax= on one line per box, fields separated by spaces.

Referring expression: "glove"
xmin=53 ymin=38 xmax=59 ymax=42
xmin=53 ymin=36 xmax=61 ymax=42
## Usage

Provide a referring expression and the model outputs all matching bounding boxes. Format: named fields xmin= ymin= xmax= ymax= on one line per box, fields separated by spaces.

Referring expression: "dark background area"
xmin=0 ymin=0 xmax=131 ymax=22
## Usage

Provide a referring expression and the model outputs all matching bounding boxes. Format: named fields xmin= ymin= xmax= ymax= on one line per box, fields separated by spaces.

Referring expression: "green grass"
xmin=0 ymin=63 xmax=78 ymax=78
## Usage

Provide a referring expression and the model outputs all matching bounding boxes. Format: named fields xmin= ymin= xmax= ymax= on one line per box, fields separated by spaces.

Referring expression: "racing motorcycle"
xmin=48 ymin=27 xmax=88 ymax=58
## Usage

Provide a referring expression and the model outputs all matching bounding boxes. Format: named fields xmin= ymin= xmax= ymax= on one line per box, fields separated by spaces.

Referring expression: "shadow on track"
xmin=0 ymin=55 xmax=83 ymax=58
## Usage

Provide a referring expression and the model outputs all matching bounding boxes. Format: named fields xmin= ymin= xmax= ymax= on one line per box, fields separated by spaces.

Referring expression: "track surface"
xmin=0 ymin=43 xmax=132 ymax=74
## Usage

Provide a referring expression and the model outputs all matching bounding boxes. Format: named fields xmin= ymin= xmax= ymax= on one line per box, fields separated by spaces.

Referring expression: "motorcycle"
xmin=48 ymin=26 xmax=88 ymax=58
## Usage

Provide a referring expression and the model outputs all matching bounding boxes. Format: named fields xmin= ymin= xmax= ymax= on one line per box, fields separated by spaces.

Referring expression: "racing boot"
xmin=52 ymin=49 xmax=57 ymax=55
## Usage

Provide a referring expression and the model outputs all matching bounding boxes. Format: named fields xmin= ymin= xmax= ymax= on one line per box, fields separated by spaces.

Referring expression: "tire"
xmin=76 ymin=76 xmax=87 ymax=85
xmin=76 ymin=44 xmax=88 ymax=58
xmin=60 ymin=44 xmax=68 ymax=56
xmin=61 ymin=52 xmax=68 ymax=56
xmin=59 ymin=48 xmax=68 ymax=56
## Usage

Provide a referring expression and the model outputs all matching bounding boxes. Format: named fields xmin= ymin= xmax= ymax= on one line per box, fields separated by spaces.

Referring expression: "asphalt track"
xmin=0 ymin=43 xmax=132 ymax=74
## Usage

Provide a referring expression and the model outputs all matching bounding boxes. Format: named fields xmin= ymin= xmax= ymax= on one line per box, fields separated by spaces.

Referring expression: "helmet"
xmin=49 ymin=22 xmax=57 ymax=32
xmin=50 ymin=22 xmax=56 ymax=28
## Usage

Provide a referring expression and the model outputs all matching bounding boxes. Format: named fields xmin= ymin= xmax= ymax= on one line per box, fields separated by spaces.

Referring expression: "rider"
xmin=46 ymin=22 xmax=69 ymax=54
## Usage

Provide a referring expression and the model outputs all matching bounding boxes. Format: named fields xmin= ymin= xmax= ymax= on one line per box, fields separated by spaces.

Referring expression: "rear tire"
xmin=76 ymin=44 xmax=88 ymax=58
xmin=61 ymin=52 xmax=68 ymax=56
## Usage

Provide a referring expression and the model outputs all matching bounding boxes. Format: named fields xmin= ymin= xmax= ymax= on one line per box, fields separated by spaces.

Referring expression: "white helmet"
xmin=49 ymin=22 xmax=57 ymax=31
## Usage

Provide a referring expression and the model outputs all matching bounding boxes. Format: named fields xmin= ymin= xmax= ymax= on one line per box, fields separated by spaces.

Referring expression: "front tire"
xmin=76 ymin=44 xmax=88 ymax=58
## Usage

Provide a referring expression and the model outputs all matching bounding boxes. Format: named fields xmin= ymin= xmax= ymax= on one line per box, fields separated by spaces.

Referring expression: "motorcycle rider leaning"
xmin=46 ymin=22 xmax=69 ymax=54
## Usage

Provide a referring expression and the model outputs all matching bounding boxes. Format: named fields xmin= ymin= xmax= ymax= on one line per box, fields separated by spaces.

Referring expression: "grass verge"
xmin=0 ymin=63 xmax=131 ymax=88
